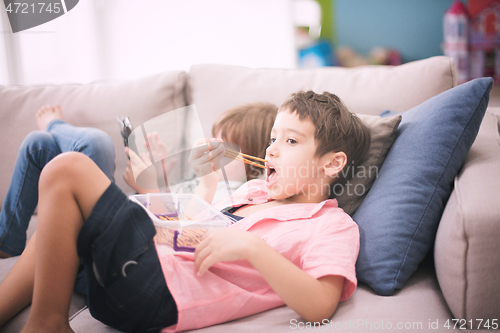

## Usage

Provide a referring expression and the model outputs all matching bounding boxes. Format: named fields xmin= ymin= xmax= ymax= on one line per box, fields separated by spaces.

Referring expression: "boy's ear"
xmin=322 ymin=152 xmax=347 ymax=178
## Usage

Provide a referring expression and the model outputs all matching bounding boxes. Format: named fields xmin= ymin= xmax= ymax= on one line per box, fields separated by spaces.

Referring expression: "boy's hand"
xmin=194 ymin=229 xmax=262 ymax=276
xmin=188 ymin=138 xmax=224 ymax=182
xmin=196 ymin=228 xmax=344 ymax=322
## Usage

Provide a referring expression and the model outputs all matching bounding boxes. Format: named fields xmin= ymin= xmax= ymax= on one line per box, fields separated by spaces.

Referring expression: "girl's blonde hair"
xmin=212 ymin=102 xmax=278 ymax=180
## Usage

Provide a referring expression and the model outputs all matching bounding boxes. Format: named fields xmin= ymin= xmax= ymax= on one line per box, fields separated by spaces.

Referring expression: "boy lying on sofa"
xmin=0 ymin=91 xmax=370 ymax=332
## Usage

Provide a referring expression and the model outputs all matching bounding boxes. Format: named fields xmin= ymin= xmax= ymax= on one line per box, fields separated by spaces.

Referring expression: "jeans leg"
xmin=47 ymin=120 xmax=116 ymax=182
xmin=0 ymin=121 xmax=116 ymax=256
xmin=0 ymin=131 xmax=61 ymax=256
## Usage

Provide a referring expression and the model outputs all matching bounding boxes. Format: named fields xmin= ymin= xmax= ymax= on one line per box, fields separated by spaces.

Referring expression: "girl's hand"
xmin=125 ymin=147 xmax=150 ymax=177
xmin=188 ymin=138 xmax=224 ymax=185
xmin=124 ymin=147 xmax=157 ymax=190
xmin=123 ymin=158 xmax=145 ymax=193
xmin=194 ymin=229 xmax=262 ymax=276
xmin=123 ymin=133 xmax=176 ymax=193
xmin=146 ymin=132 xmax=174 ymax=167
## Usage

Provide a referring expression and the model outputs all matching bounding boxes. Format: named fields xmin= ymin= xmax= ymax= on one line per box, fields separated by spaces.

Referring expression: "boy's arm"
xmin=190 ymin=139 xmax=224 ymax=204
xmin=194 ymin=229 xmax=344 ymax=323
xmin=193 ymin=172 xmax=219 ymax=204
xmin=248 ymin=238 xmax=344 ymax=323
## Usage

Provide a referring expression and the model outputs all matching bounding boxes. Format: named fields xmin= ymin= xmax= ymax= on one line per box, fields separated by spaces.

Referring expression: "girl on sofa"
xmin=123 ymin=102 xmax=278 ymax=203
xmin=0 ymin=91 xmax=371 ymax=333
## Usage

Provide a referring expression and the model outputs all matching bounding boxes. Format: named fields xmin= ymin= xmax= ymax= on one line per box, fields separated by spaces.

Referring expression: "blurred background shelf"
xmin=1 ymin=0 xmax=494 ymax=86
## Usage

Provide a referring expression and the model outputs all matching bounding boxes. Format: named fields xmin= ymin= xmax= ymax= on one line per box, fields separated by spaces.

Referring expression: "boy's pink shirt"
xmin=157 ymin=180 xmax=360 ymax=332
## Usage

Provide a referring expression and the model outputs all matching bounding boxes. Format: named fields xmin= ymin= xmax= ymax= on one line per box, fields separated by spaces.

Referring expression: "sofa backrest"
xmin=187 ymin=56 xmax=457 ymax=137
xmin=0 ymin=71 xmax=187 ymax=205
xmin=0 ymin=56 xmax=457 ymax=207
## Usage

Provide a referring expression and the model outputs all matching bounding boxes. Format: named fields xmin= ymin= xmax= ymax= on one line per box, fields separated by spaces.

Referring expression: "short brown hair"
xmin=212 ymin=102 xmax=278 ymax=180
xmin=280 ymin=91 xmax=370 ymax=185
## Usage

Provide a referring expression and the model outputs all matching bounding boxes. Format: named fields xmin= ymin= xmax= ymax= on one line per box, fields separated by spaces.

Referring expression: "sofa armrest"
xmin=435 ymin=109 xmax=500 ymax=324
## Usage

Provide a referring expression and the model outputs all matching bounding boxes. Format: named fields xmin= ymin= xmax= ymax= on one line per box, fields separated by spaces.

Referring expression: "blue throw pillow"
xmin=353 ymin=77 xmax=493 ymax=296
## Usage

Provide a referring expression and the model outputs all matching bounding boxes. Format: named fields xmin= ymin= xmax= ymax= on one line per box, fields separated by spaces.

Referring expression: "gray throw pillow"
xmin=335 ymin=114 xmax=402 ymax=216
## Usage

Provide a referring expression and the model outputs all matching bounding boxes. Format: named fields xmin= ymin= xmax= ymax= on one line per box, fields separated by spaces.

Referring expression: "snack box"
xmin=129 ymin=193 xmax=232 ymax=252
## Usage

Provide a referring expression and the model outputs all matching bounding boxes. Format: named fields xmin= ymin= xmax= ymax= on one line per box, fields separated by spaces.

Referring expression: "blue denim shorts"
xmin=77 ymin=182 xmax=178 ymax=332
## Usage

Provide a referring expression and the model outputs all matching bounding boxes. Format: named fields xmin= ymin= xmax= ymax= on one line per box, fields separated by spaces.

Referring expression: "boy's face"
xmin=265 ymin=110 xmax=329 ymax=203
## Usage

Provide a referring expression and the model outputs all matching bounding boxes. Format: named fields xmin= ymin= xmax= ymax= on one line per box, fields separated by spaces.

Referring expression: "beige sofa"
xmin=1 ymin=56 xmax=499 ymax=332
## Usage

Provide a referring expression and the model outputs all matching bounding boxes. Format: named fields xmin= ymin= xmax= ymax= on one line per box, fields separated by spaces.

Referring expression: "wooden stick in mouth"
xmin=224 ymin=149 xmax=267 ymax=169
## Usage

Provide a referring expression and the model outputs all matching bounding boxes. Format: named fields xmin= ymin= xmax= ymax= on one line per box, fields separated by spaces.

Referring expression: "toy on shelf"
xmin=298 ymin=39 xmax=336 ymax=68
xmin=294 ymin=0 xmax=337 ymax=68
xmin=443 ymin=0 xmax=470 ymax=84
xmin=443 ymin=0 xmax=500 ymax=83
xmin=336 ymin=46 xmax=401 ymax=68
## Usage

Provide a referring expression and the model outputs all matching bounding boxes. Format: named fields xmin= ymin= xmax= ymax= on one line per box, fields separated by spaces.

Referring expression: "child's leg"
xmin=46 ymin=107 xmax=116 ymax=182
xmin=0 ymin=233 xmax=36 ymax=326
xmin=0 ymin=152 xmax=111 ymax=332
xmin=0 ymin=106 xmax=115 ymax=258
xmin=0 ymin=132 xmax=62 ymax=258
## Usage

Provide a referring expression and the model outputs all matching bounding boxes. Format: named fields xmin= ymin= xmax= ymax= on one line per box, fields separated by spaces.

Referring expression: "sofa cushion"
xmin=336 ymin=114 xmax=401 ymax=216
xmin=0 ymin=71 xmax=187 ymax=205
xmin=353 ymin=77 xmax=493 ymax=296
xmin=187 ymin=56 xmax=456 ymax=137
xmin=435 ymin=109 xmax=500 ymax=323
xmin=66 ymin=262 xmax=451 ymax=333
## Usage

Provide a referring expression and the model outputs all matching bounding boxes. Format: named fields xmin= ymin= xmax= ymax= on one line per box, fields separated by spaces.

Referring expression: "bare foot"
xmin=36 ymin=105 xmax=63 ymax=131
